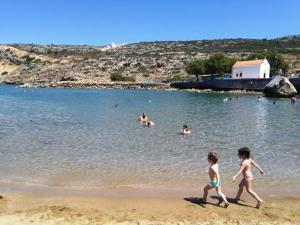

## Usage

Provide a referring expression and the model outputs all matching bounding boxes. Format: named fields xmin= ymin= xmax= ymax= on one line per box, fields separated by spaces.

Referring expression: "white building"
xmin=232 ymin=58 xmax=270 ymax=79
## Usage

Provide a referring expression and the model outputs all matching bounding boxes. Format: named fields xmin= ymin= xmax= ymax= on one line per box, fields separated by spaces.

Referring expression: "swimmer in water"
xmin=138 ymin=113 xmax=149 ymax=122
xmin=291 ymin=97 xmax=296 ymax=104
xmin=181 ymin=124 xmax=191 ymax=135
xmin=257 ymin=96 xmax=261 ymax=102
xmin=145 ymin=121 xmax=155 ymax=127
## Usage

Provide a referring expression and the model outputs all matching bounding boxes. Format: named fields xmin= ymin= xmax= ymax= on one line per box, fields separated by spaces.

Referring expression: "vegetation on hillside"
xmin=110 ymin=71 xmax=136 ymax=82
xmin=1 ymin=35 xmax=299 ymax=85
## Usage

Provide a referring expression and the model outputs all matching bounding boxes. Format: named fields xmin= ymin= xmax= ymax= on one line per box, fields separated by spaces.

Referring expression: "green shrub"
xmin=1 ymin=71 xmax=8 ymax=75
xmin=110 ymin=72 xmax=136 ymax=82
xmin=22 ymin=55 xmax=35 ymax=64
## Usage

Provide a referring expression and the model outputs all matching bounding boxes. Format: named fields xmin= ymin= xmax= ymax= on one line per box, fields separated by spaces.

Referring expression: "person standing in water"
xmin=203 ymin=152 xmax=229 ymax=208
xmin=232 ymin=147 xmax=265 ymax=208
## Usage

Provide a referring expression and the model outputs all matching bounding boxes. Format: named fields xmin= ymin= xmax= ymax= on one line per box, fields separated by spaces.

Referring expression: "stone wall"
xmin=171 ymin=78 xmax=300 ymax=93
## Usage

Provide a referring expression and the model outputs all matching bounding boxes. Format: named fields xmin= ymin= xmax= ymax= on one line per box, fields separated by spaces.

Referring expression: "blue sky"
xmin=1 ymin=0 xmax=299 ymax=45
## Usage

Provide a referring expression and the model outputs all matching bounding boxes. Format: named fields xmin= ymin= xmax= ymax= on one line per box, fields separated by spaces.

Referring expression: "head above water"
xmin=183 ymin=124 xmax=188 ymax=129
xmin=291 ymin=97 xmax=296 ymax=104
xmin=208 ymin=152 xmax=219 ymax=164
xmin=142 ymin=113 xmax=146 ymax=118
xmin=238 ymin=147 xmax=251 ymax=159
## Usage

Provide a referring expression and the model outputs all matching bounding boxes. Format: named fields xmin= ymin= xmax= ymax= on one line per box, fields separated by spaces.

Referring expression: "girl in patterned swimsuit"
xmin=232 ymin=147 xmax=265 ymax=208
xmin=203 ymin=152 xmax=229 ymax=208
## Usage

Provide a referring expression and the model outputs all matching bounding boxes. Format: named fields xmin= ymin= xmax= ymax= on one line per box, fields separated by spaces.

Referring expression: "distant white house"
xmin=232 ymin=58 xmax=270 ymax=79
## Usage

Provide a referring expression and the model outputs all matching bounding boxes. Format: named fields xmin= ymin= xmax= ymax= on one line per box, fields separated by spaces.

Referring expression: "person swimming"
xmin=145 ymin=121 xmax=155 ymax=127
xmin=257 ymin=96 xmax=261 ymax=102
xmin=181 ymin=124 xmax=191 ymax=135
xmin=291 ymin=97 xmax=296 ymax=104
xmin=138 ymin=113 xmax=149 ymax=122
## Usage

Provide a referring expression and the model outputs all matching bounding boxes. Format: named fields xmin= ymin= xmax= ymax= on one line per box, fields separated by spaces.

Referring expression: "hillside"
xmin=1 ymin=35 xmax=300 ymax=87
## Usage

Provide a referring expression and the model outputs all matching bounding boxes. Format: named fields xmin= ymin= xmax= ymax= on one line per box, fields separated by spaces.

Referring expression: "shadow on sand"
xmin=184 ymin=196 xmax=257 ymax=209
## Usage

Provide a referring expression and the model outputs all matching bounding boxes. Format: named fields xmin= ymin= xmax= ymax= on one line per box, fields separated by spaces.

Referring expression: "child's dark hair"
xmin=208 ymin=152 xmax=219 ymax=163
xmin=238 ymin=147 xmax=251 ymax=159
xmin=183 ymin=124 xmax=188 ymax=129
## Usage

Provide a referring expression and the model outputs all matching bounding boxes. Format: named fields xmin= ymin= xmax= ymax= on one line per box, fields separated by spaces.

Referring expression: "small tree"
xmin=248 ymin=51 xmax=290 ymax=76
xmin=185 ymin=60 xmax=205 ymax=81
xmin=205 ymin=53 xmax=236 ymax=77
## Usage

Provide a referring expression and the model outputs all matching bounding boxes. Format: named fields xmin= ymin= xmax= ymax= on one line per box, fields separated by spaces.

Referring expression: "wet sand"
xmin=0 ymin=192 xmax=299 ymax=225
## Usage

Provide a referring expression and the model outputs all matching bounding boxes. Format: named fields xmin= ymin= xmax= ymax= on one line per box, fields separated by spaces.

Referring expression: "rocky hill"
xmin=1 ymin=35 xmax=300 ymax=87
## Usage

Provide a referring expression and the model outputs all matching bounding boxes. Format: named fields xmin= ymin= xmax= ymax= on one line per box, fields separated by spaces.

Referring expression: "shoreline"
xmin=3 ymin=81 xmax=174 ymax=90
xmin=1 ymin=180 xmax=300 ymax=200
xmin=2 ymin=82 xmax=298 ymax=96
xmin=1 ymin=82 xmax=268 ymax=94
xmin=0 ymin=191 xmax=299 ymax=224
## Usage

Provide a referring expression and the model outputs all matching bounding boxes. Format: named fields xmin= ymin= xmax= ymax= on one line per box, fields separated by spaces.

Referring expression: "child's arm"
xmin=251 ymin=159 xmax=265 ymax=174
xmin=232 ymin=163 xmax=246 ymax=182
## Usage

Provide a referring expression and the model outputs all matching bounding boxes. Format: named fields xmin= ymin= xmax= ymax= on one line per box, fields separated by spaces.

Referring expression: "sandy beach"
xmin=0 ymin=192 xmax=298 ymax=225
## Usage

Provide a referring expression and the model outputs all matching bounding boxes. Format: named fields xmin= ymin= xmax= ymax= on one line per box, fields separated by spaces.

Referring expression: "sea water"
xmin=0 ymin=85 xmax=299 ymax=195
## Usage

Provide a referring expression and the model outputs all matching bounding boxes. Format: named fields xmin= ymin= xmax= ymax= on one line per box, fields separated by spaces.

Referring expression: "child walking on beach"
xmin=203 ymin=152 xmax=229 ymax=208
xmin=232 ymin=147 xmax=265 ymax=208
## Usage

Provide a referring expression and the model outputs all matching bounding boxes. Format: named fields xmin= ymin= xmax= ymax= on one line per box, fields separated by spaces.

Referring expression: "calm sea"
xmin=0 ymin=85 xmax=299 ymax=196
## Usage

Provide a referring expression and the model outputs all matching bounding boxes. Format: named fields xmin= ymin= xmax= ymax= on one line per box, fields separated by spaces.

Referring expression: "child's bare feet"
xmin=224 ymin=202 xmax=229 ymax=208
xmin=256 ymin=200 xmax=263 ymax=209
xmin=233 ymin=198 xmax=240 ymax=203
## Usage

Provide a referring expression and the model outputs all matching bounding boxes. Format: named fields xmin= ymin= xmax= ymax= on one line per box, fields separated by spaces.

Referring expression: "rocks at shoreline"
xmin=263 ymin=76 xmax=297 ymax=98
xmin=16 ymin=81 xmax=172 ymax=90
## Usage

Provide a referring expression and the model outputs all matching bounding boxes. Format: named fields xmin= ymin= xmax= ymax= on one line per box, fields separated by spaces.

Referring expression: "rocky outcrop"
xmin=263 ymin=76 xmax=297 ymax=98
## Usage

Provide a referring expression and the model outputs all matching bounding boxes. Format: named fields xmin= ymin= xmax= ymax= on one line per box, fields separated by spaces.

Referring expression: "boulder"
xmin=263 ymin=76 xmax=297 ymax=98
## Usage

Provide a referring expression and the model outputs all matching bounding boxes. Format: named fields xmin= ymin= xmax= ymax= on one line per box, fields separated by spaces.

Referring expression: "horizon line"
xmin=1 ymin=34 xmax=299 ymax=47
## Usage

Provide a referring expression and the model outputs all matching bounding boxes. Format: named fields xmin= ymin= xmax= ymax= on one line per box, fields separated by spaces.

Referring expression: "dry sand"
xmin=0 ymin=192 xmax=298 ymax=225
